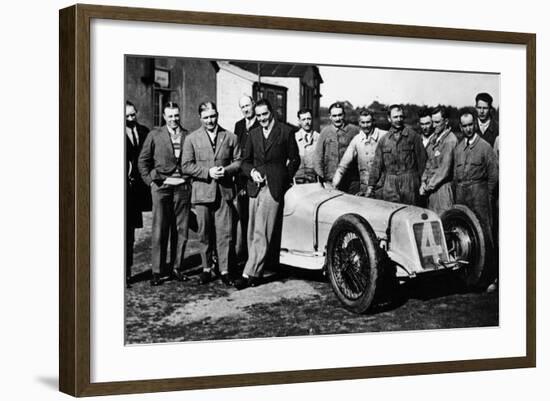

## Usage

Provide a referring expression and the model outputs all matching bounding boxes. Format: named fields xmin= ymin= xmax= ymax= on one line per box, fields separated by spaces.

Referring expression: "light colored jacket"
xmin=333 ymin=128 xmax=387 ymax=188
xmin=295 ymin=128 xmax=320 ymax=179
xmin=181 ymin=126 xmax=241 ymax=204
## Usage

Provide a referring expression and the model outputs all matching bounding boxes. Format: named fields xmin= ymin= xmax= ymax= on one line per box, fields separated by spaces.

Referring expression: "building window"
xmin=153 ymin=88 xmax=172 ymax=127
xmin=253 ymin=82 xmax=287 ymax=123
xmin=301 ymin=83 xmax=314 ymax=111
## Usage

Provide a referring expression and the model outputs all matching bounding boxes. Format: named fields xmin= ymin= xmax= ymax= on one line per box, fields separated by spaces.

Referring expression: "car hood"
xmin=284 ymin=183 xmax=410 ymax=237
xmin=317 ymin=192 xmax=409 ymax=236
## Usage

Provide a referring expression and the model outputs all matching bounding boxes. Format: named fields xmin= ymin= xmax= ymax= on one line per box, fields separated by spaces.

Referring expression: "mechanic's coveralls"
xmin=368 ymin=126 xmax=426 ymax=205
xmin=421 ymin=128 xmax=458 ymax=215
xmin=453 ymin=134 xmax=499 ymax=244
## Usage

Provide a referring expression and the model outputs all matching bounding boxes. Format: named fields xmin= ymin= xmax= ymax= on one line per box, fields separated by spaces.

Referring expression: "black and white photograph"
xmin=124 ymin=55 xmax=500 ymax=344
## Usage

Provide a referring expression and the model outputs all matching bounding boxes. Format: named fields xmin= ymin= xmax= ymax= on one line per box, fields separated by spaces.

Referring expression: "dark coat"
xmin=234 ymin=118 xmax=261 ymax=191
xmin=479 ymin=118 xmax=499 ymax=147
xmin=241 ymin=120 xmax=300 ymax=202
xmin=126 ymin=123 xmax=151 ymax=228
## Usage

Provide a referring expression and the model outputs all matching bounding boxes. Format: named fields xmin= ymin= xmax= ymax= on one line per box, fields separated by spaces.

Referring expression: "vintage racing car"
xmin=279 ymin=182 xmax=490 ymax=314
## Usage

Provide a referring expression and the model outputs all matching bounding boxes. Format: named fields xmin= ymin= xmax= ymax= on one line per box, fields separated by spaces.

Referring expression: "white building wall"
xmin=261 ymin=76 xmax=301 ymax=126
xmin=216 ymin=63 xmax=256 ymax=132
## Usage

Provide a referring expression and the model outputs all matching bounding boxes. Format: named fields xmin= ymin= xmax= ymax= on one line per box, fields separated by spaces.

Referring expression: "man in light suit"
xmin=125 ymin=101 xmax=151 ymax=288
xmin=182 ymin=102 xmax=242 ymax=286
xmin=138 ymin=102 xmax=191 ymax=286
xmin=233 ymin=95 xmax=261 ymax=265
xmin=234 ymin=99 xmax=300 ymax=290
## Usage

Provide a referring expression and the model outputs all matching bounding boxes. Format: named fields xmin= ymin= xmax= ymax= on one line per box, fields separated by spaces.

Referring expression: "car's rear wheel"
xmin=326 ymin=214 xmax=380 ymax=314
xmin=441 ymin=205 xmax=489 ymax=290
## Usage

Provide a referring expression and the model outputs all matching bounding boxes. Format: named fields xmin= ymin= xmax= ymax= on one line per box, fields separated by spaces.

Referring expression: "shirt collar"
xmin=360 ymin=128 xmax=379 ymax=143
xmin=423 ymin=133 xmax=434 ymax=146
xmin=297 ymin=128 xmax=314 ymax=141
xmin=389 ymin=126 xmax=407 ymax=137
xmin=465 ymin=133 xmax=479 ymax=148
xmin=167 ymin=125 xmax=182 ymax=137
xmin=333 ymin=122 xmax=347 ymax=132
xmin=478 ymin=118 xmax=491 ymax=132
xmin=263 ymin=119 xmax=275 ymax=136
xmin=205 ymin=125 xmax=219 ymax=139
xmin=435 ymin=127 xmax=452 ymax=145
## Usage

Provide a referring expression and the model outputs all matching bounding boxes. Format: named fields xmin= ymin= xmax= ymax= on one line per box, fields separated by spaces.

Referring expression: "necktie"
xmin=132 ymin=128 xmax=139 ymax=146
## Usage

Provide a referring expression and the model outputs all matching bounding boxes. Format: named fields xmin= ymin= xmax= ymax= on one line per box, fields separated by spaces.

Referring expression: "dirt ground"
xmin=125 ymin=212 xmax=499 ymax=344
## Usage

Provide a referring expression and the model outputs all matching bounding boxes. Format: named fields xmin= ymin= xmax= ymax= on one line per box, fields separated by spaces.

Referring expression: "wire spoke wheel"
xmin=327 ymin=214 xmax=380 ymax=314
xmin=332 ymin=233 xmax=369 ymax=299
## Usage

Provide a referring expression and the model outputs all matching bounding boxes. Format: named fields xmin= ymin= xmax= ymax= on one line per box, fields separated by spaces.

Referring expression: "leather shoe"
xmin=171 ymin=269 xmax=189 ymax=282
xmin=234 ymin=276 xmax=261 ymax=290
xmin=220 ymin=273 xmax=234 ymax=286
xmin=150 ymin=273 xmax=162 ymax=286
xmin=198 ymin=271 xmax=216 ymax=285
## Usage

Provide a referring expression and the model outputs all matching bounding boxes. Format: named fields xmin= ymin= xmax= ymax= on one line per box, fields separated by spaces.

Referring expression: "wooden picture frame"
xmin=59 ymin=3 xmax=536 ymax=397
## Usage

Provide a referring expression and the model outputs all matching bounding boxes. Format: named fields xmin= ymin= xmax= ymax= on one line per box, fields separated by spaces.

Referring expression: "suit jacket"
xmin=479 ymin=118 xmax=499 ymax=147
xmin=138 ymin=125 xmax=189 ymax=186
xmin=181 ymin=126 xmax=242 ymax=204
xmin=234 ymin=118 xmax=261 ymax=191
xmin=126 ymin=123 xmax=151 ymax=222
xmin=241 ymin=120 xmax=300 ymax=202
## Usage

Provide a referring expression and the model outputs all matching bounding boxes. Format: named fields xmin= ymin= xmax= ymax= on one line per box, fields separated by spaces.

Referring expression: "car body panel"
xmin=280 ymin=183 xmax=452 ymax=278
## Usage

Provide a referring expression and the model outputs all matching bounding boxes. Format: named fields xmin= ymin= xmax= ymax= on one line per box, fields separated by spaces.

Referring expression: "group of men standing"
xmin=126 ymin=97 xmax=299 ymax=290
xmin=125 ymin=91 xmax=499 ymax=292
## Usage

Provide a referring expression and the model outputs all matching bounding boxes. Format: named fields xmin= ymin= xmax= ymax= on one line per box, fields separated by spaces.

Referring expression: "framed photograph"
xmin=59 ymin=3 xmax=536 ymax=397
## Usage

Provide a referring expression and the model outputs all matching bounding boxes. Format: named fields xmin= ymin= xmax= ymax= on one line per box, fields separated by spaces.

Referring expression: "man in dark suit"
xmin=233 ymin=95 xmax=261 ymax=265
xmin=182 ymin=102 xmax=242 ymax=286
xmin=234 ymin=99 xmax=300 ymax=290
xmin=125 ymin=101 xmax=151 ymax=288
xmin=138 ymin=102 xmax=191 ymax=286
xmin=475 ymin=92 xmax=499 ymax=147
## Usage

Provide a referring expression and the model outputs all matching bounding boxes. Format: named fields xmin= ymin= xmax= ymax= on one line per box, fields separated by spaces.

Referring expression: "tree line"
xmin=320 ymin=100 xmax=499 ymax=141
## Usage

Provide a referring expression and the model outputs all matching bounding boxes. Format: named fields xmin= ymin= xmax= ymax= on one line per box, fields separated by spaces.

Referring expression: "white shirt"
xmin=206 ymin=126 xmax=218 ymax=145
xmin=478 ymin=118 xmax=491 ymax=135
xmin=126 ymin=126 xmax=138 ymax=146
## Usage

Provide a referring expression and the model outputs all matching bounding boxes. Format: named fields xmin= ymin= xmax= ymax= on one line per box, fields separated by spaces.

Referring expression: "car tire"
xmin=326 ymin=214 xmax=380 ymax=314
xmin=441 ymin=205 xmax=489 ymax=290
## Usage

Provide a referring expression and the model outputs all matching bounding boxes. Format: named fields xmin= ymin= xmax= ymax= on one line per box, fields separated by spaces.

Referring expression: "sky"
xmin=318 ymin=65 xmax=500 ymax=109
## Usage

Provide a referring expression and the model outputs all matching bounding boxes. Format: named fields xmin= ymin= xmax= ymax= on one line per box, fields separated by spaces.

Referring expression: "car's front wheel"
xmin=326 ymin=214 xmax=380 ymax=314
